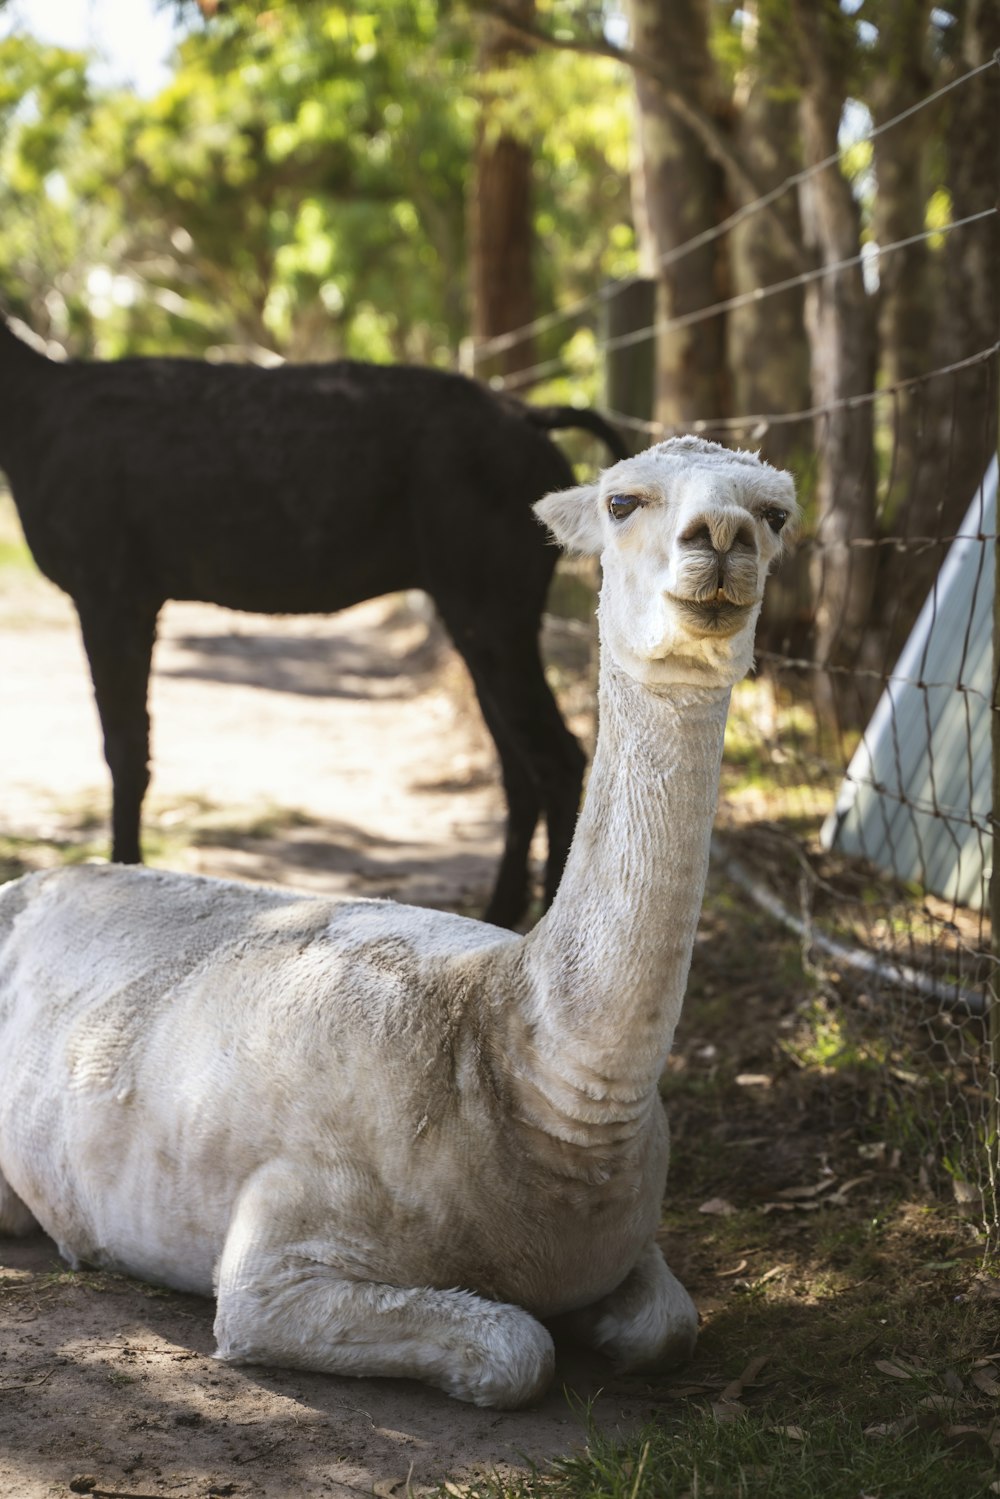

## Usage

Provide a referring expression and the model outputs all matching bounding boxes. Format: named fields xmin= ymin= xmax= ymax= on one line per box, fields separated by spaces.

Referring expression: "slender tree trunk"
xmin=792 ymin=0 xmax=878 ymax=721
xmin=873 ymin=1 xmax=999 ymax=658
xmin=933 ymin=0 xmax=1000 ymax=519
xmin=469 ymin=0 xmax=538 ymax=384
xmin=869 ymin=0 xmax=946 ymax=654
xmin=730 ymin=1 xmax=813 ymax=654
xmin=624 ymin=0 xmax=728 ymax=429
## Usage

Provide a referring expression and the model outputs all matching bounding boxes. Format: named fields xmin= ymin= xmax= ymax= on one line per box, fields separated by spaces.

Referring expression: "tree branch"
xmin=471 ymin=0 xmax=807 ymax=271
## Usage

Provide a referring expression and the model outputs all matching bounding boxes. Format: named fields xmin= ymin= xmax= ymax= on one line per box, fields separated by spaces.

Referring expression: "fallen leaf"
xmin=768 ymin=1425 xmax=806 ymax=1441
xmin=970 ymin=1277 xmax=1000 ymax=1301
xmin=864 ymin=1415 xmax=918 ymax=1438
xmin=943 ymin=1368 xmax=965 ymax=1397
xmin=735 ymin=1073 xmax=772 ymax=1087
xmin=756 ymin=1265 xmax=788 ymax=1285
xmin=721 ymin=1355 xmax=769 ymax=1402
xmin=715 ymin=1259 xmax=749 ymax=1278
xmin=711 ymin=1398 xmax=745 ymax=1423
xmin=775 ymin=1179 xmax=837 ymax=1201
xmin=824 ymin=1174 xmax=873 ymax=1206
xmin=699 ymin=1197 xmax=738 ymax=1217
xmin=874 ymin=1357 xmax=929 ymax=1380
xmin=941 ymin=1423 xmax=994 ymax=1454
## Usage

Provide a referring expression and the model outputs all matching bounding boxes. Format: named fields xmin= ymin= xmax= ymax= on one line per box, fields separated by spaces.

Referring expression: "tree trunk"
xmin=730 ymin=1 xmax=813 ymax=654
xmin=469 ymin=0 xmax=538 ymax=385
xmin=624 ymin=0 xmax=728 ymax=429
xmin=792 ymin=0 xmax=878 ymax=723
xmin=869 ymin=0 xmax=946 ymax=655
xmin=933 ymin=0 xmax=1000 ymax=523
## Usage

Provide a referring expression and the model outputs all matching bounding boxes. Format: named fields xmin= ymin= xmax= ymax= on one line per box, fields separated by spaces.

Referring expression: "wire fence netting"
xmin=472 ymin=53 xmax=1000 ymax=1244
xmin=706 ymin=355 xmax=1000 ymax=1244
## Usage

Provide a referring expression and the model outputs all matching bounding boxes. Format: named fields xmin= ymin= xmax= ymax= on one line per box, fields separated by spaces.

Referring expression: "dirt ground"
xmin=0 ymin=564 xmax=663 ymax=1499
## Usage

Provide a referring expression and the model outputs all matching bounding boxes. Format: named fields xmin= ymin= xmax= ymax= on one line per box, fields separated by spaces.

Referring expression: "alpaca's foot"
xmin=562 ymin=1243 xmax=698 ymax=1372
xmin=0 ymin=1170 xmax=38 ymax=1236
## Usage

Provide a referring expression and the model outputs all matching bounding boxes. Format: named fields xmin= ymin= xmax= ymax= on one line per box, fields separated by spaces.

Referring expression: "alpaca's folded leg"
xmin=560 ymin=1243 xmax=698 ymax=1372
xmin=212 ymin=1165 xmax=554 ymax=1408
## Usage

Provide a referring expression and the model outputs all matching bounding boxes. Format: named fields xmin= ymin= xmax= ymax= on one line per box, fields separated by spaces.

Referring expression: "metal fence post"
xmin=600 ymin=276 xmax=655 ymax=453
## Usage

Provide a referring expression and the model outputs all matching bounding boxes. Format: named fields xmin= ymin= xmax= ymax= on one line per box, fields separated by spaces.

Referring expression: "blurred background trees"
xmin=0 ymin=0 xmax=996 ymax=676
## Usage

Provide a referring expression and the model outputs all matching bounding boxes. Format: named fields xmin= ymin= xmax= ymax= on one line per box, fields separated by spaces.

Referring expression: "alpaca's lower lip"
xmin=668 ymin=595 xmax=754 ymax=634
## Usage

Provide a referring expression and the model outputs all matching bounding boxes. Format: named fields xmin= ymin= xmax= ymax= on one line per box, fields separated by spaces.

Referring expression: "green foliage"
xmin=0 ymin=2 xmax=634 ymax=367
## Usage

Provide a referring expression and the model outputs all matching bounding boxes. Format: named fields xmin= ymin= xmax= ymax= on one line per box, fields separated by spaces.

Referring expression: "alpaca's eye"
xmin=609 ymin=494 xmax=642 ymax=521
xmin=763 ymin=507 xmax=788 ymax=533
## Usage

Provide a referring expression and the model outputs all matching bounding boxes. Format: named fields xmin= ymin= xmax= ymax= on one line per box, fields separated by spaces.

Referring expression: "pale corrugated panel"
xmin=822 ymin=459 xmax=997 ymax=910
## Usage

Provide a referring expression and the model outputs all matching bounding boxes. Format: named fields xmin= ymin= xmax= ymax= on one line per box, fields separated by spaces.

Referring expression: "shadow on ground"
xmin=1 ymin=1232 xmax=664 ymax=1499
xmin=165 ymin=607 xmax=447 ymax=702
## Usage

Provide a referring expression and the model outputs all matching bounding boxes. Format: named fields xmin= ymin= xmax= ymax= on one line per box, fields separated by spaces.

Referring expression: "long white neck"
xmin=515 ymin=639 xmax=730 ymax=1118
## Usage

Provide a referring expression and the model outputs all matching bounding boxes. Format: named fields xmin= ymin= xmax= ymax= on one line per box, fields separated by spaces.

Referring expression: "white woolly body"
xmin=0 ymin=436 xmax=795 ymax=1408
xmin=0 ymin=868 xmax=663 ymax=1306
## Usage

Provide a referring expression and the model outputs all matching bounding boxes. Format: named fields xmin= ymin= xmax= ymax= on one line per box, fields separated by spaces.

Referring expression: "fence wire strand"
xmin=471 ymin=49 xmax=1000 ymax=368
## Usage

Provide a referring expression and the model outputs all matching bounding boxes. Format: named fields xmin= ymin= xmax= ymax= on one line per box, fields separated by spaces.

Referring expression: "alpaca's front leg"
xmin=212 ymin=1166 xmax=554 ymax=1408
xmin=559 ymin=1243 xmax=698 ymax=1372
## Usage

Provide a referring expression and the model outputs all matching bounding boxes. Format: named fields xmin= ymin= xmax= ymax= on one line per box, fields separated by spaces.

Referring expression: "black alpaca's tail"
xmin=526 ymin=404 xmax=630 ymax=463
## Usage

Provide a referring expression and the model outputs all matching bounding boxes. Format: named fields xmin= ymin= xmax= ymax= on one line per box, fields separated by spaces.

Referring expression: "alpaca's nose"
xmin=679 ymin=510 xmax=757 ymax=558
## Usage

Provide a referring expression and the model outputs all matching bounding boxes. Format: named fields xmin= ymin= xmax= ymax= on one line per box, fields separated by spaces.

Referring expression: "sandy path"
xmin=1 ymin=576 xmax=505 ymax=908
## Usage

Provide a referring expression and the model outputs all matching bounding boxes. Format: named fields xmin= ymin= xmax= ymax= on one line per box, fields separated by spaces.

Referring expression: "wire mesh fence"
xmin=471 ymin=56 xmax=1000 ymax=1244
xmin=711 ymin=368 xmax=999 ymax=1245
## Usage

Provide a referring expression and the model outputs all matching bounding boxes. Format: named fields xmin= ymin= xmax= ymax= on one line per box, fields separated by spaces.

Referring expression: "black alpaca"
xmin=0 ymin=318 xmax=626 ymax=927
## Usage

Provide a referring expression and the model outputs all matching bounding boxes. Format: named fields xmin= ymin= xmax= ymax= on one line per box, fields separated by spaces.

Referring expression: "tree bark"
xmin=729 ymin=2 xmax=813 ymax=654
xmin=934 ymin=0 xmax=1000 ymax=521
xmin=792 ymin=0 xmax=878 ymax=720
xmin=624 ymin=0 xmax=728 ymax=429
xmin=869 ymin=0 xmax=946 ymax=654
xmin=873 ymin=2 xmax=999 ymax=656
xmin=468 ymin=0 xmax=538 ymax=384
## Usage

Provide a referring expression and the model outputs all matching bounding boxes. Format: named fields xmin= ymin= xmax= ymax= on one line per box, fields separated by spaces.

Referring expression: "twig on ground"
xmin=0 ymin=1364 xmax=59 ymax=1393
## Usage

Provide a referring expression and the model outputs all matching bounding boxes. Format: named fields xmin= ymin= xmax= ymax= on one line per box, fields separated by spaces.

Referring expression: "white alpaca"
xmin=0 ymin=436 xmax=795 ymax=1409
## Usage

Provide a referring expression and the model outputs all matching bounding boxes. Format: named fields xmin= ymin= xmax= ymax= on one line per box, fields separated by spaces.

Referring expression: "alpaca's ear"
xmin=533 ymin=483 xmax=603 ymax=555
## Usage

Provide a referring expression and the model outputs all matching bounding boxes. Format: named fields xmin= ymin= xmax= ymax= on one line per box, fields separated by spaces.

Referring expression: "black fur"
xmin=0 ymin=319 xmax=626 ymax=926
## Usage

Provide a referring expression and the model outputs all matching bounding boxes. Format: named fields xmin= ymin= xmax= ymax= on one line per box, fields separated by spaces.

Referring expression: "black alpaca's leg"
xmin=444 ymin=614 xmax=585 ymax=927
xmin=75 ymin=596 xmax=159 ymax=864
xmin=458 ymin=659 xmax=542 ymax=929
xmin=533 ymin=684 xmax=586 ymax=909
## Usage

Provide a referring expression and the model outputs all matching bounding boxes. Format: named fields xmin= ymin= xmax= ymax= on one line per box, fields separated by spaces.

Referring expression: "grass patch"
xmin=456 ymin=1409 xmax=996 ymax=1499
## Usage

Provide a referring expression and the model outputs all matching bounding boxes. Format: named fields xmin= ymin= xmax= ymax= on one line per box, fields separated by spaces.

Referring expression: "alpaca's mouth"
xmin=668 ymin=594 xmax=756 ymax=637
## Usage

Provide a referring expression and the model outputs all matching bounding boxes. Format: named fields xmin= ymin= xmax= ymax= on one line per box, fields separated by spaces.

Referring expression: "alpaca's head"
xmin=534 ymin=436 xmax=797 ymax=689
